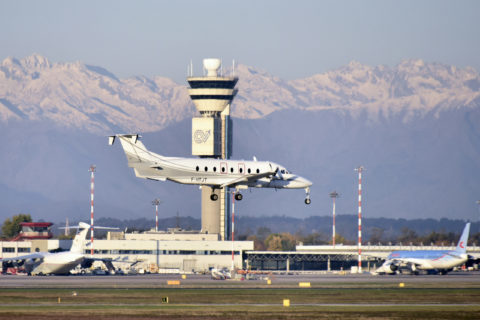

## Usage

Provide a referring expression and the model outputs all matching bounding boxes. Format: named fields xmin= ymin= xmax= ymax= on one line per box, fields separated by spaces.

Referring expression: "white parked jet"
xmin=109 ymin=134 xmax=313 ymax=204
xmin=1 ymin=222 xmax=116 ymax=275
xmin=373 ymin=223 xmax=471 ymax=275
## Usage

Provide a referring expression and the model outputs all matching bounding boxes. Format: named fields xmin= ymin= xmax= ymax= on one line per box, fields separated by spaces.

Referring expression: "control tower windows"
xmin=188 ymin=79 xmax=238 ymax=89
xmin=190 ymin=95 xmax=234 ymax=100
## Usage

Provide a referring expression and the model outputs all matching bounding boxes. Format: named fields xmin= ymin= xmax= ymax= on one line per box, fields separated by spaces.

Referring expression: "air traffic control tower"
xmin=187 ymin=58 xmax=238 ymax=240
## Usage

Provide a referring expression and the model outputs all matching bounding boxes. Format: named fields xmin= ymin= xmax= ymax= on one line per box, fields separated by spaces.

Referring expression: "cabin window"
xmin=222 ymin=167 xmax=226 ymax=173
xmin=213 ymin=167 xmax=217 ymax=172
xmin=204 ymin=166 xmax=208 ymax=172
xmin=239 ymin=168 xmax=243 ymax=173
xmin=230 ymin=168 xmax=234 ymax=173
xmin=248 ymin=168 xmax=251 ymax=174
xmin=196 ymin=166 xmax=199 ymax=171
xmin=256 ymin=169 xmax=260 ymax=173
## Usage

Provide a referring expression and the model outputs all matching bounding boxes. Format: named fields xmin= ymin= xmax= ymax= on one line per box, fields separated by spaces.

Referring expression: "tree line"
xmin=2 ymin=214 xmax=480 ymax=251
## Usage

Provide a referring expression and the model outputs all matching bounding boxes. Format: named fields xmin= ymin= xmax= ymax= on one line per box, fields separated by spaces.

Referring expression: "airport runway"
xmin=1 ymin=271 xmax=479 ymax=288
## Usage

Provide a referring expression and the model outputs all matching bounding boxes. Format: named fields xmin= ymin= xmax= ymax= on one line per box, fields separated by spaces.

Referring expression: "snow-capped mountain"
xmin=1 ymin=54 xmax=479 ymax=133
xmin=0 ymin=54 xmax=194 ymax=133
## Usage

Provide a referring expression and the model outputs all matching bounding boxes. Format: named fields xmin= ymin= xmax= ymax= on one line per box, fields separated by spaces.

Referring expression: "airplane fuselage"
xmin=387 ymin=250 xmax=468 ymax=270
xmin=31 ymin=252 xmax=84 ymax=275
xmin=133 ymin=156 xmax=310 ymax=189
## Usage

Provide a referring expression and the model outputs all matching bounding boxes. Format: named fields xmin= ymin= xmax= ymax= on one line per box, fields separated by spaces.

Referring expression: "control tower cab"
xmin=187 ymin=59 xmax=238 ymax=239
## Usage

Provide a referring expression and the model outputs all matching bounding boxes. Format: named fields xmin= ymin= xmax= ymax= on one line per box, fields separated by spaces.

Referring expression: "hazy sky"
xmin=1 ymin=0 xmax=479 ymax=83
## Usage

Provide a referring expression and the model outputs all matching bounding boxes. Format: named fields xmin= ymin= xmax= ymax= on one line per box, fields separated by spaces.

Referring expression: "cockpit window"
xmin=281 ymin=169 xmax=286 ymax=174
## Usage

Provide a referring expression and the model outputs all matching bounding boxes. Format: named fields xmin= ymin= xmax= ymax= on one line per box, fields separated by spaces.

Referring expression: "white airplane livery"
xmin=109 ymin=134 xmax=313 ymax=204
xmin=1 ymin=222 xmax=115 ymax=275
xmin=374 ymin=223 xmax=471 ymax=275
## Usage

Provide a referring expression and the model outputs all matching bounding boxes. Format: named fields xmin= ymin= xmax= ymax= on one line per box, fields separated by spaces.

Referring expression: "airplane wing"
xmin=219 ymin=169 xmax=277 ymax=189
xmin=0 ymin=253 xmax=45 ymax=263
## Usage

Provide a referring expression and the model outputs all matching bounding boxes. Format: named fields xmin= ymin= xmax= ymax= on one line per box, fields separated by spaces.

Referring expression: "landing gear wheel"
xmin=234 ymin=193 xmax=243 ymax=201
xmin=210 ymin=194 xmax=218 ymax=201
xmin=304 ymin=187 xmax=311 ymax=205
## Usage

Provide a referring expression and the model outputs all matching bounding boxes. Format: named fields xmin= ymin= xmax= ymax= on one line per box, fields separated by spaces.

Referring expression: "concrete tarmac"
xmin=1 ymin=271 xmax=479 ymax=288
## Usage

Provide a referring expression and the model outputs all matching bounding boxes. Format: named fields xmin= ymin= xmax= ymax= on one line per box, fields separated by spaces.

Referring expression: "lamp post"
xmin=152 ymin=198 xmax=161 ymax=232
xmin=329 ymin=191 xmax=339 ymax=247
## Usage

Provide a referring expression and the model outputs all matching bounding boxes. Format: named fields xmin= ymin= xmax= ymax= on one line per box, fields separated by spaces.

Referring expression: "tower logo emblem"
xmin=194 ymin=130 xmax=211 ymax=144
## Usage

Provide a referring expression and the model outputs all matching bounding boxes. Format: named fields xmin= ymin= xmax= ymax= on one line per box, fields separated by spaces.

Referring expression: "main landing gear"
xmin=304 ymin=187 xmax=311 ymax=205
xmin=210 ymin=191 xmax=243 ymax=201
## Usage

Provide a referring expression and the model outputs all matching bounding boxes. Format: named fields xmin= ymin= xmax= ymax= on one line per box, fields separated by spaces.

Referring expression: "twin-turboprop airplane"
xmin=109 ymin=134 xmax=312 ymax=204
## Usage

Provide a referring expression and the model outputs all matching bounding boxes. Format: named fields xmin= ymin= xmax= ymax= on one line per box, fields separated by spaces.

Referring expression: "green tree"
xmin=398 ymin=227 xmax=419 ymax=244
xmin=302 ymin=232 xmax=328 ymax=245
xmin=265 ymin=233 xmax=296 ymax=251
xmin=1 ymin=213 xmax=32 ymax=238
xmin=247 ymin=235 xmax=267 ymax=251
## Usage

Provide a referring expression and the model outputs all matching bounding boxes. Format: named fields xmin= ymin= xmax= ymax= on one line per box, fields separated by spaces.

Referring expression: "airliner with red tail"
xmin=374 ymin=223 xmax=471 ymax=275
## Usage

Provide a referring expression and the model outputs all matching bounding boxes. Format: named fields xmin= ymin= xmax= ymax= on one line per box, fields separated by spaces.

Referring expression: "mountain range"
xmin=0 ymin=54 xmax=479 ymax=225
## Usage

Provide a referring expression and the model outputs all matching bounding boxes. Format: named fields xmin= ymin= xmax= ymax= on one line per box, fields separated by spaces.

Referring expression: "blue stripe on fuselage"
xmin=388 ymin=250 xmax=451 ymax=260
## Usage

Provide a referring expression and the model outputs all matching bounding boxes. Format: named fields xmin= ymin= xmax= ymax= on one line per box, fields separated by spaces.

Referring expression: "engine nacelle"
xmin=389 ymin=264 xmax=398 ymax=272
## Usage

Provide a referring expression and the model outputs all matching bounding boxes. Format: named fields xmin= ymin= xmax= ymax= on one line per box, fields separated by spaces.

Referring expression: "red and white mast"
xmin=89 ymin=165 xmax=96 ymax=256
xmin=355 ymin=166 xmax=364 ymax=273
xmin=231 ymin=193 xmax=235 ymax=271
xmin=329 ymin=191 xmax=339 ymax=247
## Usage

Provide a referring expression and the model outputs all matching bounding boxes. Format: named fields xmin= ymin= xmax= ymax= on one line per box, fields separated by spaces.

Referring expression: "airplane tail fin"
xmin=109 ymin=134 xmax=160 ymax=167
xmin=454 ymin=222 xmax=470 ymax=254
xmin=68 ymin=222 xmax=119 ymax=254
xmin=69 ymin=222 xmax=90 ymax=254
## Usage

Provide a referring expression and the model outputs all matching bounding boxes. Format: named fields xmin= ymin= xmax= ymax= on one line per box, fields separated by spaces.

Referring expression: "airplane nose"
xmin=288 ymin=176 xmax=312 ymax=188
xmin=300 ymin=177 xmax=313 ymax=187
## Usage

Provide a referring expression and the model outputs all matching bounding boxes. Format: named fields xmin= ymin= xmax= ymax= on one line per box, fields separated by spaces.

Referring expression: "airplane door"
xmin=238 ymin=163 xmax=245 ymax=174
xmin=220 ymin=162 xmax=228 ymax=174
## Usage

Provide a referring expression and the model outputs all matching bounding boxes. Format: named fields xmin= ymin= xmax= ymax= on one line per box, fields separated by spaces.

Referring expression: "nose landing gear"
xmin=234 ymin=193 xmax=243 ymax=201
xmin=304 ymin=187 xmax=311 ymax=205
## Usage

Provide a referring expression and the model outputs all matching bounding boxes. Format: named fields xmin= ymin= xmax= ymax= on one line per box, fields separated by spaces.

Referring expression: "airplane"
xmin=373 ymin=223 xmax=471 ymax=275
xmin=1 ymin=222 xmax=116 ymax=276
xmin=109 ymin=134 xmax=313 ymax=204
xmin=211 ymin=267 xmax=232 ymax=280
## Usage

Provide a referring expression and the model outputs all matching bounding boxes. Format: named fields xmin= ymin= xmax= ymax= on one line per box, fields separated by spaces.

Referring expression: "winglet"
xmin=455 ymin=222 xmax=470 ymax=253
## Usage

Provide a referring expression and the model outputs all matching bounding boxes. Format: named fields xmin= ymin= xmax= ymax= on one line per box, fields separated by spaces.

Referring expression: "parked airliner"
xmin=109 ymin=134 xmax=312 ymax=204
xmin=1 ymin=222 xmax=116 ymax=275
xmin=373 ymin=223 xmax=471 ymax=275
